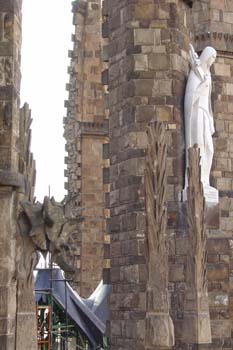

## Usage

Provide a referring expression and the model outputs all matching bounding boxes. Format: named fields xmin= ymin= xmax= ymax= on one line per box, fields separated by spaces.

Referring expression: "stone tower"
xmin=64 ymin=0 xmax=108 ymax=297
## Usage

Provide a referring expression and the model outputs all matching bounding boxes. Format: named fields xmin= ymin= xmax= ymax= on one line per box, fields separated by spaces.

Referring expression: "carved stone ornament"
xmin=183 ymin=145 xmax=211 ymax=344
xmin=17 ymin=196 xmax=80 ymax=289
xmin=184 ymin=44 xmax=218 ymax=204
xmin=144 ymin=122 xmax=174 ymax=349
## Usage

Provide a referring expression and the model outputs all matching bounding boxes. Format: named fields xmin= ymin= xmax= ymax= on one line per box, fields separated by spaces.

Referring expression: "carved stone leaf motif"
xmin=183 ymin=145 xmax=211 ymax=344
xmin=186 ymin=145 xmax=207 ymax=291
xmin=145 ymin=122 xmax=174 ymax=349
xmin=145 ymin=122 xmax=168 ymax=294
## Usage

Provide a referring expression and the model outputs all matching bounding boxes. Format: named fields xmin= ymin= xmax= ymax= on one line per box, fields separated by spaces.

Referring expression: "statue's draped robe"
xmin=184 ymin=69 xmax=215 ymax=186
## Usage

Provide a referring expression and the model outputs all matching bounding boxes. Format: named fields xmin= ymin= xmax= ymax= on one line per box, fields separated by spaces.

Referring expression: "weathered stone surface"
xmin=145 ymin=314 xmax=174 ymax=348
xmin=0 ymin=170 xmax=25 ymax=188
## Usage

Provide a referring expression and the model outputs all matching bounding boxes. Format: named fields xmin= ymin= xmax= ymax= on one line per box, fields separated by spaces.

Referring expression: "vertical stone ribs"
xmin=145 ymin=122 xmax=174 ymax=349
xmin=183 ymin=145 xmax=211 ymax=344
xmin=64 ymin=0 xmax=87 ymax=201
xmin=19 ymin=103 xmax=36 ymax=200
xmin=64 ymin=0 xmax=87 ymax=293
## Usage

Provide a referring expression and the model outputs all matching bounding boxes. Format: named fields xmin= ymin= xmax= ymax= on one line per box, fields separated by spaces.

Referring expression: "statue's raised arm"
xmin=189 ymin=44 xmax=204 ymax=82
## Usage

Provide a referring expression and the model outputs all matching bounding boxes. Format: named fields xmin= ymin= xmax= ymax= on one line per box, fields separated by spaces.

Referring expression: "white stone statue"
xmin=184 ymin=44 xmax=218 ymax=203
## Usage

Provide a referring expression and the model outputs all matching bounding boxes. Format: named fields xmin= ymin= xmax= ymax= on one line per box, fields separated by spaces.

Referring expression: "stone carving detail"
xmin=183 ymin=145 xmax=211 ymax=344
xmin=19 ymin=103 xmax=36 ymax=198
xmin=184 ymin=44 xmax=218 ymax=203
xmin=144 ymin=122 xmax=174 ymax=348
xmin=0 ymin=57 xmax=13 ymax=86
xmin=17 ymin=197 xmax=79 ymax=289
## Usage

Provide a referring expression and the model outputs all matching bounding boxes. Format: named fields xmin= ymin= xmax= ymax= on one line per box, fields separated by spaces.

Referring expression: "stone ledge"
xmin=76 ymin=120 xmax=109 ymax=136
xmin=0 ymin=170 xmax=24 ymax=189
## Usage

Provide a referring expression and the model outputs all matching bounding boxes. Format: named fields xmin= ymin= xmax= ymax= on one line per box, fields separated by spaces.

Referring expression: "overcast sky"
xmin=21 ymin=0 xmax=73 ymax=202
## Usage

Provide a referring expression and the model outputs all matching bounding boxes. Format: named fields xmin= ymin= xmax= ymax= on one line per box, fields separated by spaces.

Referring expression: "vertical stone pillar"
xmin=0 ymin=1 xmax=22 ymax=348
xmin=64 ymin=0 xmax=108 ymax=297
xmin=0 ymin=2 xmax=37 ymax=349
xmin=15 ymin=103 xmax=37 ymax=350
xmin=106 ymin=0 xmax=190 ymax=349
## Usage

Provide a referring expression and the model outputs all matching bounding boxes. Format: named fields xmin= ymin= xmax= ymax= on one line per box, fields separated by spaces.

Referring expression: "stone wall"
xmin=103 ymin=0 xmax=233 ymax=349
xmin=64 ymin=0 xmax=108 ymax=297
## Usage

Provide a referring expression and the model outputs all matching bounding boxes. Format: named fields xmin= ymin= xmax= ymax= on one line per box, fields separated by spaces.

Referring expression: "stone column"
xmin=105 ymin=0 xmax=190 ymax=349
xmin=0 ymin=1 xmax=22 ymax=348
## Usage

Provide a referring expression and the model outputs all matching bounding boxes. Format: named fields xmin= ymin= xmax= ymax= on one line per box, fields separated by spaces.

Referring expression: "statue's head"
xmin=200 ymin=46 xmax=217 ymax=69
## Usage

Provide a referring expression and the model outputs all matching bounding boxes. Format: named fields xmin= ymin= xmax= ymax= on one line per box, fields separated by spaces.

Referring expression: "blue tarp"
xmin=35 ymin=268 xmax=110 ymax=348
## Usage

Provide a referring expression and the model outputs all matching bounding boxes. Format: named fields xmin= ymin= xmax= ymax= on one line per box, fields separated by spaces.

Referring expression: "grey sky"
xmin=21 ymin=0 xmax=73 ymax=201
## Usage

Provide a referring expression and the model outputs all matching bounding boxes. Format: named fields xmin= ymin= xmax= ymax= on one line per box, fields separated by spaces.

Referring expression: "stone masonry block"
xmin=133 ymin=54 xmax=148 ymax=71
xmin=207 ymin=264 xmax=229 ymax=281
xmin=169 ymin=264 xmax=184 ymax=282
xmin=148 ymin=54 xmax=170 ymax=70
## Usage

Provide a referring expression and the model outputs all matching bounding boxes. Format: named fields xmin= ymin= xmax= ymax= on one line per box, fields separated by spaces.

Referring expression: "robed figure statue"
xmin=184 ymin=44 xmax=218 ymax=203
